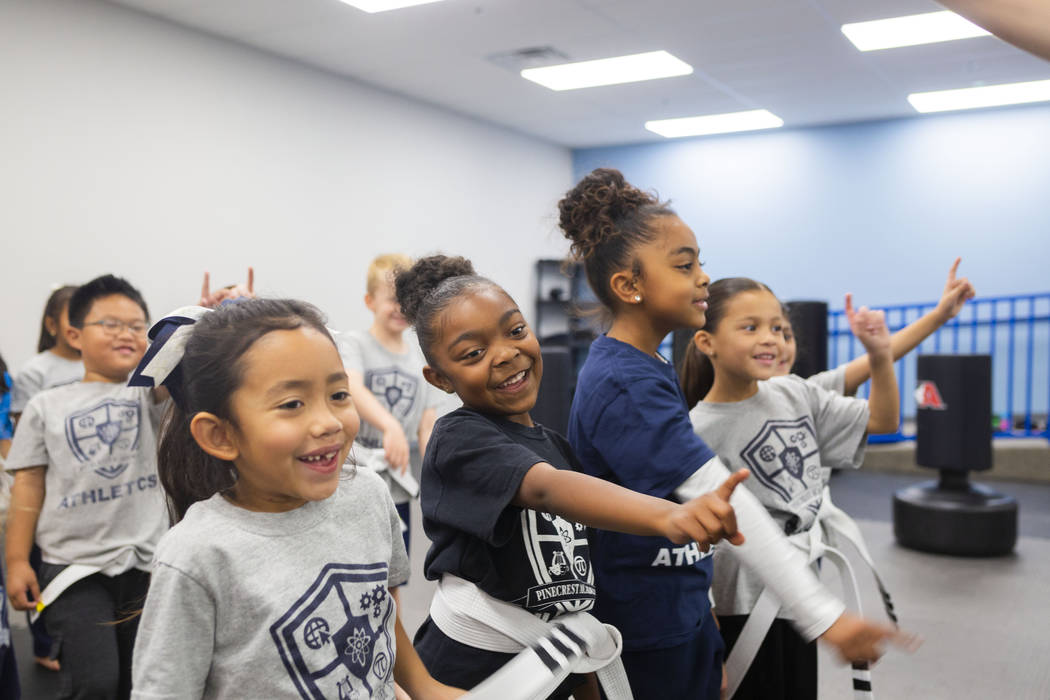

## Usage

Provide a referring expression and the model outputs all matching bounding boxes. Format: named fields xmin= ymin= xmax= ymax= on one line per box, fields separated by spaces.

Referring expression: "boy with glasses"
xmin=4 ymin=274 xmax=169 ymax=700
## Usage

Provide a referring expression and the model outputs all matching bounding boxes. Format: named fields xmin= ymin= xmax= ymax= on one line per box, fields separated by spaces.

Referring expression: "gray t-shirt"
xmin=10 ymin=351 xmax=83 ymax=413
xmin=337 ymin=330 xmax=440 ymax=450
xmin=804 ymin=364 xmax=847 ymax=395
xmin=689 ymin=375 xmax=869 ymax=616
xmin=4 ymin=382 xmax=168 ymax=574
xmin=131 ymin=469 xmax=409 ymax=700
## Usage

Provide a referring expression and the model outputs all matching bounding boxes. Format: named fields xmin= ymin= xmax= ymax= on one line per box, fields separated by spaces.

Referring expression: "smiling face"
xmin=225 ymin=326 xmax=360 ymax=512
xmin=67 ymin=294 xmax=148 ymax=382
xmin=697 ymin=289 xmax=787 ymax=385
xmin=631 ymin=215 xmax=711 ymax=333
xmin=423 ymin=286 xmax=542 ymax=426
xmin=366 ymin=277 xmax=409 ymax=337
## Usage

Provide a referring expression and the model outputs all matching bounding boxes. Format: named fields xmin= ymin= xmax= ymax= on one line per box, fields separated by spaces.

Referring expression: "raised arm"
xmin=938 ymin=0 xmax=1050 ymax=61
xmin=846 ymin=294 xmax=899 ymax=434
xmin=841 ymin=258 xmax=975 ymax=395
xmin=515 ymin=461 xmax=749 ymax=549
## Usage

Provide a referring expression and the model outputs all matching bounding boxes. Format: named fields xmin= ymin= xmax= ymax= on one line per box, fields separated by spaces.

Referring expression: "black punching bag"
xmin=786 ymin=301 xmax=828 ymax=378
xmin=893 ymin=354 xmax=1017 ymax=556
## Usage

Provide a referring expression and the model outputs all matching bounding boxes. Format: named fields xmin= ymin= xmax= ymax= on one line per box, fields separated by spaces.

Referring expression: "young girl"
xmin=129 ymin=299 xmax=461 ymax=700
xmin=10 ymin=285 xmax=83 ymax=420
xmin=393 ymin=255 xmax=749 ymax=700
xmin=558 ymin=168 xmax=907 ymax=700
xmin=682 ymin=279 xmax=900 ymax=699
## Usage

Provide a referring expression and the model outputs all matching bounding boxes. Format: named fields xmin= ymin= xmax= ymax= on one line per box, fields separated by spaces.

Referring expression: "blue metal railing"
xmin=828 ymin=292 xmax=1050 ymax=442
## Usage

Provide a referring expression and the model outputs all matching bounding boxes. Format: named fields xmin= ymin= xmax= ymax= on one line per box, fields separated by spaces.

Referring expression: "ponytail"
xmin=679 ymin=341 xmax=716 ymax=410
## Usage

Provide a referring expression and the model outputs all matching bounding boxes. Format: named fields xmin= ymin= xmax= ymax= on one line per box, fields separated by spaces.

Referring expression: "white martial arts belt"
xmin=430 ymin=575 xmax=634 ymax=699
xmin=725 ymin=487 xmax=897 ymax=700
xmin=29 ymin=561 xmax=117 ymax=624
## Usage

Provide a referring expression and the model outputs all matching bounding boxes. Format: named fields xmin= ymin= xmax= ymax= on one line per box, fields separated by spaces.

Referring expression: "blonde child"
xmin=340 ymin=254 xmax=440 ymax=555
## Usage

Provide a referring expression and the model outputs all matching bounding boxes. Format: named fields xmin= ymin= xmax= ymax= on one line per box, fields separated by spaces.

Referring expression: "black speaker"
xmin=893 ymin=354 xmax=1016 ymax=556
xmin=915 ymin=354 xmax=992 ymax=472
xmin=532 ymin=348 xmax=572 ymax=436
xmin=785 ymin=300 xmax=828 ymax=378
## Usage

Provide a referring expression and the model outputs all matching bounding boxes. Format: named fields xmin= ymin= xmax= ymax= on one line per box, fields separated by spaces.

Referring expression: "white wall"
xmin=0 ymin=0 xmax=573 ymax=368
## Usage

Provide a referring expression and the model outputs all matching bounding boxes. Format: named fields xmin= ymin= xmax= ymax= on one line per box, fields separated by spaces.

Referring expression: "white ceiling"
xmin=105 ymin=0 xmax=1050 ymax=148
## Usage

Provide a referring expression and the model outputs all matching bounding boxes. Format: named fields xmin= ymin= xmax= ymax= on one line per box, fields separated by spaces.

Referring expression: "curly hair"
xmin=558 ymin=168 xmax=676 ymax=309
xmin=394 ymin=255 xmax=497 ymax=365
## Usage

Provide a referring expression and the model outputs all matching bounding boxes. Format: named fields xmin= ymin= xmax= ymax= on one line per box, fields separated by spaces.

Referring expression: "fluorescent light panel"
xmin=908 ymin=79 xmax=1050 ymax=113
xmin=338 ymin=0 xmax=444 ymax=13
xmin=521 ymin=51 xmax=692 ymax=91
xmin=842 ymin=11 xmax=990 ymax=51
xmin=645 ymin=110 xmax=783 ymax=138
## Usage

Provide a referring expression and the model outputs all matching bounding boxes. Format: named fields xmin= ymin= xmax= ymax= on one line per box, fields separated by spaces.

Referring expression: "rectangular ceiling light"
xmin=521 ymin=51 xmax=693 ymax=91
xmin=908 ymin=79 xmax=1050 ymax=113
xmin=338 ymin=0 xmax=444 ymax=13
xmin=842 ymin=11 xmax=990 ymax=51
xmin=645 ymin=110 xmax=783 ymax=138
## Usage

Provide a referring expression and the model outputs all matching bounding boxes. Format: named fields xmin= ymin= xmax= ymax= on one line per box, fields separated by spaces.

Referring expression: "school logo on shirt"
xmin=271 ymin=563 xmax=396 ymax=700
xmin=740 ymin=417 xmax=823 ymax=504
xmin=365 ymin=368 xmax=418 ymax=420
xmin=64 ymin=400 xmax=141 ymax=479
xmin=521 ymin=511 xmax=595 ymax=617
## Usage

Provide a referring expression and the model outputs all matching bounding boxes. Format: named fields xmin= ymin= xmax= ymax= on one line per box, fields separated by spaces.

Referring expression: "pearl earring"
xmin=634 ymin=295 xmax=642 ymax=302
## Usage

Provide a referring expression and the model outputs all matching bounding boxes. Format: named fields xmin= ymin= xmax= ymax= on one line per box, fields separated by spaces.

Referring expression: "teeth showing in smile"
xmin=498 ymin=370 xmax=527 ymax=388
xmin=302 ymin=452 xmax=336 ymax=463
xmin=755 ymin=354 xmax=776 ymax=361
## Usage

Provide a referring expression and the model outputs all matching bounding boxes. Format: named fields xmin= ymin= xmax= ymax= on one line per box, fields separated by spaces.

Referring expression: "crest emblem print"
xmin=366 ymin=369 xmax=418 ymax=420
xmin=740 ymin=418 xmax=820 ymax=502
xmin=64 ymin=400 xmax=142 ymax=478
xmin=271 ymin=563 xmax=396 ymax=700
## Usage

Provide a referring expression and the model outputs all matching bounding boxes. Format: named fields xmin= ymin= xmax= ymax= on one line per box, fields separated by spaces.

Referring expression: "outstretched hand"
xmin=665 ymin=469 xmax=749 ymax=549
xmin=935 ymin=257 xmax=976 ymax=322
xmin=200 ymin=267 xmax=255 ymax=308
xmin=845 ymin=293 xmax=891 ymax=358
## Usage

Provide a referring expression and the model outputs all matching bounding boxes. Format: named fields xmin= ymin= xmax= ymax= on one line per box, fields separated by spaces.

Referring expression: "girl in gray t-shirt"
xmin=680 ymin=278 xmax=901 ymax=700
xmin=130 ymin=299 xmax=462 ymax=700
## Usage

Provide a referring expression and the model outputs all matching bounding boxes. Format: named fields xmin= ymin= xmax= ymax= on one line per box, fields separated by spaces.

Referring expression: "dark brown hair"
xmin=679 ymin=277 xmax=774 ymax=409
xmin=36 ymin=285 xmax=78 ymax=353
xmin=156 ymin=298 xmax=333 ymax=523
xmin=557 ymin=168 xmax=676 ymax=310
xmin=68 ymin=275 xmax=149 ymax=329
xmin=394 ymin=254 xmax=498 ymax=366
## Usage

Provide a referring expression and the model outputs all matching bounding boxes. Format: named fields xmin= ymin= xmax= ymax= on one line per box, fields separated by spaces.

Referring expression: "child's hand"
xmin=934 ymin=257 xmax=976 ymax=323
xmin=6 ymin=560 xmax=41 ymax=611
xmin=199 ymin=267 xmax=255 ymax=308
xmin=845 ymin=293 xmax=891 ymax=359
xmin=664 ymin=469 xmax=749 ymax=549
xmin=384 ymin=424 xmax=410 ymax=474
xmin=819 ymin=611 xmax=921 ymax=664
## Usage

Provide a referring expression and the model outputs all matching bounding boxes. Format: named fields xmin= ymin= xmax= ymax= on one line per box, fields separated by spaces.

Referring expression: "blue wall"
xmin=573 ymin=104 xmax=1050 ymax=309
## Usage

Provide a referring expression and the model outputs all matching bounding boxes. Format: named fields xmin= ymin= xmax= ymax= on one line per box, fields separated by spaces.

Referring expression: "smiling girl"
xmin=394 ymin=255 xmax=749 ymax=699
xmin=129 ymin=299 xmax=461 ymax=700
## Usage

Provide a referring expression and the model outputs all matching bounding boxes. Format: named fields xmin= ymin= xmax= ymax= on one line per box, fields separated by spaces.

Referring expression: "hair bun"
xmin=557 ymin=168 xmax=657 ymax=260
xmin=395 ymin=255 xmax=475 ymax=325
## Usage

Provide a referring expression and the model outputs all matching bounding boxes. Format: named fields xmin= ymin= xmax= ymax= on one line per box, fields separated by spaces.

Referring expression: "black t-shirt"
xmin=421 ymin=407 xmax=595 ymax=619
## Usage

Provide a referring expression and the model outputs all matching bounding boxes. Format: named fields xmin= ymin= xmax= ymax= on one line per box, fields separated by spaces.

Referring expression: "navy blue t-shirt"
xmin=568 ymin=334 xmax=718 ymax=651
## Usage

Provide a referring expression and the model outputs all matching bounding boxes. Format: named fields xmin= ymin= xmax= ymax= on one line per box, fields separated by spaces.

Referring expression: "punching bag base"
xmin=893 ymin=479 xmax=1018 ymax=557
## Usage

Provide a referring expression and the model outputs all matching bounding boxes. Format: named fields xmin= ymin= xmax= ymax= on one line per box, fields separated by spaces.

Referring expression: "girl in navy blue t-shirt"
xmin=393 ymin=255 xmax=749 ymax=699
xmin=558 ymin=168 xmax=909 ymax=699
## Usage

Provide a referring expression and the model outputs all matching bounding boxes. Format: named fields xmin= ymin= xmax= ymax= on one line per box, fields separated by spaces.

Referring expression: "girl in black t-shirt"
xmin=394 ymin=255 xmax=750 ymax=698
